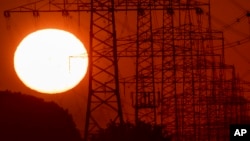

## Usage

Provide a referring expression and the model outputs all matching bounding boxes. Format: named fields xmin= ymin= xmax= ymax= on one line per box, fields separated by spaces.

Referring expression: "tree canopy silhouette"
xmin=90 ymin=120 xmax=172 ymax=141
xmin=0 ymin=90 xmax=82 ymax=141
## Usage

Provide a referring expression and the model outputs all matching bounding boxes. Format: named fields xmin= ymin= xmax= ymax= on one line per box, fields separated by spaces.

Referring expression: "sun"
xmin=14 ymin=29 xmax=88 ymax=94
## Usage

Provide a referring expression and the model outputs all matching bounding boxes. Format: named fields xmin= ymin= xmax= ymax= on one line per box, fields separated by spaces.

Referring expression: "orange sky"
xmin=0 ymin=0 xmax=250 ymax=137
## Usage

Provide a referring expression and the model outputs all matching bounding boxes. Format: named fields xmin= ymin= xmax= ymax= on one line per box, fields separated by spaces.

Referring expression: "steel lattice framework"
xmin=4 ymin=0 xmax=250 ymax=141
xmin=84 ymin=0 xmax=124 ymax=139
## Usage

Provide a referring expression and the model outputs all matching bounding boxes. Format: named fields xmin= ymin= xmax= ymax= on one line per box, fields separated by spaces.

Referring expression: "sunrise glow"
xmin=14 ymin=29 xmax=88 ymax=94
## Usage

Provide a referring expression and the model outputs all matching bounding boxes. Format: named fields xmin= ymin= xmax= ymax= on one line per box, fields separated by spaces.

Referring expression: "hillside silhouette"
xmin=0 ymin=90 xmax=82 ymax=141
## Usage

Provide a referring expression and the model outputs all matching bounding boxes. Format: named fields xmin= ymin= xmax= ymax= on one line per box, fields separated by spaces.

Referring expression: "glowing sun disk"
xmin=14 ymin=29 xmax=88 ymax=94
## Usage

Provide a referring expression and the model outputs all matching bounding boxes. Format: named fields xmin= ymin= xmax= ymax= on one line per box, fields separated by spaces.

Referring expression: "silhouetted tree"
xmin=0 ymin=90 xmax=82 ymax=141
xmin=90 ymin=120 xmax=172 ymax=141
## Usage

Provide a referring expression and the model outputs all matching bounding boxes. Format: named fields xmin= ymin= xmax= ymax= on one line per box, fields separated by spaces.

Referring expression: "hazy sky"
xmin=0 ymin=1 xmax=91 ymax=136
xmin=0 ymin=0 xmax=250 ymax=137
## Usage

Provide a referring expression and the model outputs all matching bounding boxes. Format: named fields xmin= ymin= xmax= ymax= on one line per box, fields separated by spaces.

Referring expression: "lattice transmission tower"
xmin=4 ymin=0 xmax=250 ymax=141
xmin=4 ymin=0 xmax=125 ymax=140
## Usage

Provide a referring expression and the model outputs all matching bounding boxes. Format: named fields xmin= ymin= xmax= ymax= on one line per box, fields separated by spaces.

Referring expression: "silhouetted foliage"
xmin=0 ymin=90 xmax=82 ymax=141
xmin=90 ymin=120 xmax=172 ymax=141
